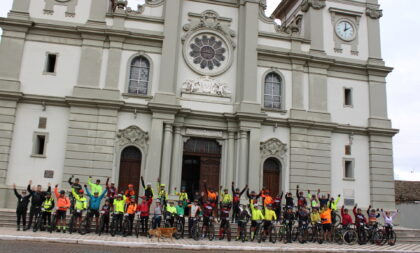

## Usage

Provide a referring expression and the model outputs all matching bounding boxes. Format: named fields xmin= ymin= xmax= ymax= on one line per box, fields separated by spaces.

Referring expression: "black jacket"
xmin=68 ymin=177 xmax=82 ymax=193
xmin=14 ymin=189 xmax=31 ymax=212
xmin=27 ymin=184 xmax=51 ymax=207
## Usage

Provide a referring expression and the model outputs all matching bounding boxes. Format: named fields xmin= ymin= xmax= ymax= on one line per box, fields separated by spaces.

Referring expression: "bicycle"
xmin=174 ymin=214 xmax=185 ymax=239
xmin=331 ymin=211 xmax=342 ymax=227
xmin=68 ymin=209 xmax=83 ymax=234
xmin=250 ymin=220 xmax=263 ymax=242
xmin=307 ymin=222 xmax=324 ymax=244
xmin=218 ymin=217 xmax=232 ymax=241
xmin=332 ymin=224 xmax=345 ymax=245
xmin=281 ymin=219 xmax=295 ymax=244
xmin=297 ymin=220 xmax=309 ymax=244
xmin=201 ymin=216 xmax=215 ymax=241
xmin=237 ymin=218 xmax=249 ymax=243
xmin=122 ymin=213 xmax=132 ymax=237
xmin=109 ymin=211 xmax=123 ymax=237
xmin=367 ymin=222 xmax=380 ymax=244
xmin=98 ymin=210 xmax=108 ymax=236
xmin=258 ymin=221 xmax=277 ymax=244
xmin=49 ymin=211 xmax=58 ymax=233
xmin=164 ymin=212 xmax=175 ymax=228
xmin=342 ymin=224 xmax=358 ymax=245
xmin=374 ymin=224 xmax=397 ymax=246
xmin=190 ymin=216 xmax=201 ymax=241
xmin=33 ymin=208 xmax=49 ymax=232
xmin=356 ymin=222 xmax=369 ymax=245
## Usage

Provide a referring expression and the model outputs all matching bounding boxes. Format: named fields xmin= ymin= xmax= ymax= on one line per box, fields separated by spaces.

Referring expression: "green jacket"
xmin=113 ymin=195 xmax=126 ymax=213
xmin=42 ymin=197 xmax=55 ymax=212
xmin=157 ymin=182 xmax=168 ymax=199
xmin=71 ymin=188 xmax=87 ymax=211
xmin=175 ymin=201 xmax=187 ymax=216
xmin=88 ymin=178 xmax=103 ymax=194
xmin=329 ymin=196 xmax=340 ymax=211
xmin=250 ymin=202 xmax=264 ymax=221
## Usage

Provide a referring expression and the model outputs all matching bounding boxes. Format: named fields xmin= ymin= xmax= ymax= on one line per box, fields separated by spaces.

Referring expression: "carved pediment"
xmin=117 ymin=125 xmax=149 ymax=150
xmin=260 ymin=138 xmax=287 ymax=158
xmin=182 ymin=76 xmax=232 ymax=97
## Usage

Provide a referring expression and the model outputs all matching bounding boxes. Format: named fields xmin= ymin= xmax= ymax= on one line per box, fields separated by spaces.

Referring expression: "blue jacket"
xmin=85 ymin=186 xmax=107 ymax=210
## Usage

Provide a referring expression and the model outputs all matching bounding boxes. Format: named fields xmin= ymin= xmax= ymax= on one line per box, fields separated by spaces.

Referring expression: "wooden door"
xmin=263 ymin=158 xmax=281 ymax=197
xmin=119 ymin=146 xmax=142 ymax=195
xmin=199 ymin=156 xmax=220 ymax=193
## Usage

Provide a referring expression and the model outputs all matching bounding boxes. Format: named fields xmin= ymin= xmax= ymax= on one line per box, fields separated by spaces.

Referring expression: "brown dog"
xmin=148 ymin=227 xmax=177 ymax=241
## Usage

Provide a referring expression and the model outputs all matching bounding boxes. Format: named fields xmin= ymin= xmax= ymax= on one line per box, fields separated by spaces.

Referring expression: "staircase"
xmin=1 ymin=208 xmax=419 ymax=244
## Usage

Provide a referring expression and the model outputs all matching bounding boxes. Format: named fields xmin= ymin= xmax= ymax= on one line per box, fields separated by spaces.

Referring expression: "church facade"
xmin=0 ymin=0 xmax=397 ymax=209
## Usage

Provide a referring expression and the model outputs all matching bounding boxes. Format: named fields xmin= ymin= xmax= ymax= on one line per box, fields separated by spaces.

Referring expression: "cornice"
xmin=105 ymin=13 xmax=164 ymax=24
xmin=258 ymin=31 xmax=310 ymax=43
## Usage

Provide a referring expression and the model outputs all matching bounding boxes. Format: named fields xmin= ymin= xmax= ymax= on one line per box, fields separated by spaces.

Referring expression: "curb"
xmin=0 ymin=234 xmax=418 ymax=253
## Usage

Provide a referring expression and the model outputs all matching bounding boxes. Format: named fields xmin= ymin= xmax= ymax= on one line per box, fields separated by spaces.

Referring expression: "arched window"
xmin=264 ymin=72 xmax=282 ymax=109
xmin=128 ymin=56 xmax=150 ymax=95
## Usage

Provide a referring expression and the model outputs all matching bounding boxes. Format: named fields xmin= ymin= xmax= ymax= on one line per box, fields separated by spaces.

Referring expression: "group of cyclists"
xmin=12 ymin=176 xmax=399 ymax=246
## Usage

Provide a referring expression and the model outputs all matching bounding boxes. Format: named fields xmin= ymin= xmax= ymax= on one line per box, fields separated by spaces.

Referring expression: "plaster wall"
xmin=29 ymin=0 xmax=91 ymax=24
xmin=331 ymin=133 xmax=370 ymax=209
xmin=19 ymin=41 xmax=81 ymax=97
xmin=6 ymin=104 xmax=69 ymax=187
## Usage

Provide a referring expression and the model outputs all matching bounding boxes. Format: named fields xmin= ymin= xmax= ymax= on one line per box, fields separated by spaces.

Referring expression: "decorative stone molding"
xmin=185 ymin=128 xmax=224 ymax=138
xmin=182 ymin=76 xmax=232 ymax=97
xmin=114 ymin=0 xmax=144 ymax=16
xmin=366 ymin=7 xmax=383 ymax=19
xmin=301 ymin=0 xmax=326 ymax=12
xmin=116 ymin=125 xmax=149 ymax=151
xmin=260 ymin=138 xmax=287 ymax=160
xmin=182 ymin=10 xmax=236 ymax=48
xmin=258 ymin=0 xmax=293 ymax=36
xmin=329 ymin=8 xmax=362 ymax=55
xmin=43 ymin=0 xmax=78 ymax=17
xmin=279 ymin=15 xmax=302 ymax=35
xmin=145 ymin=0 xmax=165 ymax=7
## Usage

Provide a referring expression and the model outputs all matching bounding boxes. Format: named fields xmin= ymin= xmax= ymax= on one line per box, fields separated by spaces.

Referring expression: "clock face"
xmin=335 ymin=20 xmax=355 ymax=41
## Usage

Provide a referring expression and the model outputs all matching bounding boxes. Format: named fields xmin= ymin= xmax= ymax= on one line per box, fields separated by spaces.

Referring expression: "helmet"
xmin=117 ymin=194 xmax=123 ymax=198
xmin=78 ymin=189 xmax=84 ymax=194
xmin=156 ymin=199 xmax=161 ymax=203
xmin=160 ymin=184 xmax=166 ymax=187
xmin=59 ymin=190 xmax=65 ymax=194
xmin=131 ymin=196 xmax=136 ymax=199
xmin=267 ymin=204 xmax=273 ymax=208
xmin=128 ymin=184 xmax=134 ymax=188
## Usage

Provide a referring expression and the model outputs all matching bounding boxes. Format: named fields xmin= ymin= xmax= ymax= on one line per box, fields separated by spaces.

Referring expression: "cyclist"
xmin=68 ymin=176 xmax=82 ymax=213
xmin=88 ymin=176 xmax=102 ymax=196
xmin=192 ymin=191 xmax=203 ymax=205
xmin=165 ymin=201 xmax=177 ymax=227
xmin=367 ymin=205 xmax=380 ymax=227
xmin=71 ymin=187 xmax=88 ymax=230
xmin=204 ymin=180 xmax=218 ymax=217
xmin=319 ymin=191 xmax=330 ymax=208
xmin=329 ymin=194 xmax=341 ymax=224
xmin=41 ymin=191 xmax=55 ymax=230
xmin=310 ymin=207 xmax=321 ymax=225
xmin=105 ymin=177 xmax=117 ymax=205
xmin=100 ymin=199 xmax=112 ymax=233
xmin=296 ymin=206 xmax=310 ymax=231
xmin=308 ymin=190 xmax=320 ymax=209
xmin=320 ymin=205 xmax=332 ymax=242
xmin=152 ymin=200 xmax=163 ymax=229
xmin=261 ymin=203 xmax=277 ymax=240
xmin=261 ymin=189 xmax=274 ymax=208
xmin=113 ymin=194 xmax=126 ymax=233
xmin=273 ymin=192 xmax=283 ymax=221
xmin=246 ymin=189 xmax=261 ymax=205
xmin=137 ymin=196 xmax=152 ymax=234
xmin=157 ymin=177 xmax=168 ymax=208
xmin=353 ymin=204 xmax=367 ymax=228
xmin=13 ymin=183 xmax=31 ymax=231
xmin=249 ymin=201 xmax=264 ymax=240
xmin=126 ymin=196 xmax=137 ymax=235
xmin=381 ymin=208 xmax=398 ymax=237
xmin=25 ymin=180 xmax=51 ymax=230
xmin=175 ymin=200 xmax=187 ymax=238
xmin=283 ymin=206 xmax=295 ymax=243
xmin=141 ymin=176 xmax=154 ymax=200
xmin=236 ymin=204 xmax=251 ymax=241
xmin=218 ymin=202 xmax=231 ymax=240
xmin=285 ymin=192 xmax=294 ymax=208
xmin=231 ymin=181 xmax=247 ymax=223
xmin=187 ymin=199 xmax=201 ymax=237
xmin=53 ymin=185 xmax=70 ymax=233
xmin=296 ymin=185 xmax=307 ymax=208
xmin=219 ymin=186 xmax=233 ymax=206
xmin=84 ymin=184 xmax=107 ymax=233
xmin=341 ymin=205 xmax=353 ymax=229
xmin=124 ymin=184 xmax=136 ymax=204
xmin=201 ymin=200 xmax=214 ymax=238
xmin=174 ymin=186 xmax=188 ymax=201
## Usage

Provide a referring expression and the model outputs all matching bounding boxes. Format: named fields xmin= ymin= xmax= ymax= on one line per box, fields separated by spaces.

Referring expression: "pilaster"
xmin=291 ymin=59 xmax=305 ymax=110
xmin=308 ymin=63 xmax=330 ymax=117
xmin=154 ymin=0 xmax=183 ymax=105
xmin=368 ymin=73 xmax=391 ymax=128
xmin=301 ymin=0 xmax=326 ymax=55
xmin=368 ymin=134 xmax=395 ymax=209
xmin=236 ymin=0 xmax=260 ymax=113
xmin=170 ymin=126 xmax=183 ymax=193
xmin=87 ymin=0 xmax=108 ymax=27
xmin=248 ymin=127 xmax=261 ymax=191
xmin=160 ymin=123 xmax=173 ymax=190
xmin=8 ymin=0 xmax=30 ymax=20
xmin=104 ymin=36 xmax=125 ymax=90
xmin=226 ymin=131 xmax=235 ymax=189
xmin=366 ymin=1 xmax=383 ymax=64
xmin=238 ymin=130 xmax=249 ymax=188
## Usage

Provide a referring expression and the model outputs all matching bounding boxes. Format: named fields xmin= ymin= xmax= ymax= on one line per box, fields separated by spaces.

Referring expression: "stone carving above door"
xmin=182 ymin=76 xmax=232 ymax=97
xmin=44 ymin=0 xmax=78 ymax=17
xmin=116 ymin=125 xmax=149 ymax=151
xmin=260 ymin=138 xmax=287 ymax=159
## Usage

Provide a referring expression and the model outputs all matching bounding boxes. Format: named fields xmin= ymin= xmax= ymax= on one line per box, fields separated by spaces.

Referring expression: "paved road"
xmin=0 ymin=240 xmax=253 ymax=253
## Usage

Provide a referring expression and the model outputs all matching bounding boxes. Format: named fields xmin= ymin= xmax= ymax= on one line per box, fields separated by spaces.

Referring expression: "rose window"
xmin=189 ymin=35 xmax=226 ymax=70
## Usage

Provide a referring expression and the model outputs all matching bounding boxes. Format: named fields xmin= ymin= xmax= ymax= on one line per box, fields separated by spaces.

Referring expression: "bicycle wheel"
xmin=208 ymin=223 xmax=215 ymax=241
xmin=49 ymin=214 xmax=57 ymax=233
xmin=135 ymin=219 xmax=141 ymax=238
xmin=334 ymin=229 xmax=344 ymax=245
xmin=68 ymin=215 xmax=76 ymax=234
xmin=307 ymin=226 xmax=314 ymax=242
xmin=388 ymin=230 xmax=397 ymax=246
xmin=277 ymin=226 xmax=284 ymax=243
xmin=269 ymin=226 xmax=277 ymax=244
xmin=343 ymin=229 xmax=357 ymax=245
xmin=122 ymin=219 xmax=130 ymax=237
xmin=257 ymin=227 xmax=265 ymax=243
xmin=110 ymin=219 xmax=117 ymax=237
xmin=358 ymin=229 xmax=368 ymax=245
xmin=292 ymin=226 xmax=299 ymax=241
xmin=174 ymin=221 xmax=183 ymax=240
xmin=298 ymin=228 xmax=306 ymax=244
xmin=226 ymin=225 xmax=232 ymax=242
xmin=315 ymin=228 xmax=324 ymax=244
xmin=192 ymin=224 xmax=200 ymax=241
xmin=33 ymin=215 xmax=42 ymax=232
xmin=79 ymin=217 xmax=89 ymax=235
xmin=98 ymin=215 xmax=105 ymax=236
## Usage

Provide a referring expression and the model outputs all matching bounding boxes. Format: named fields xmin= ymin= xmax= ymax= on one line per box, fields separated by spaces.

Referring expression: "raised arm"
xmin=106 ymin=177 xmax=110 ymax=188
xmin=240 ymin=184 xmax=248 ymax=196
xmin=141 ymin=176 xmax=145 ymax=189
xmin=46 ymin=183 xmax=51 ymax=193
xmin=88 ymin=176 xmax=94 ymax=188
xmin=99 ymin=188 xmax=108 ymax=200
xmin=367 ymin=205 xmax=371 ymax=215
xmin=246 ymin=189 xmax=251 ymax=199
xmin=68 ymin=176 xmax=73 ymax=186
xmin=13 ymin=184 xmax=21 ymax=199
xmin=54 ymin=186 xmax=60 ymax=198
xmin=296 ymin=185 xmax=299 ymax=199
xmin=231 ymin=182 xmax=235 ymax=194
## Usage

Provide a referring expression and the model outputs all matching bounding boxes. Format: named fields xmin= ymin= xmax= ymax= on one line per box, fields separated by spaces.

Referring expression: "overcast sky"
xmin=0 ymin=1 xmax=419 ymax=181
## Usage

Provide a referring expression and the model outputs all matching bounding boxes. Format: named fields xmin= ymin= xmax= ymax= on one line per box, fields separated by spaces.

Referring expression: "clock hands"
xmin=344 ymin=23 xmax=349 ymax=32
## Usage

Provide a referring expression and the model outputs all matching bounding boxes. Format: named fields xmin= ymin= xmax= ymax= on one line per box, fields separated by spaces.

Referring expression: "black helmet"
xmin=60 ymin=190 xmax=65 ymax=194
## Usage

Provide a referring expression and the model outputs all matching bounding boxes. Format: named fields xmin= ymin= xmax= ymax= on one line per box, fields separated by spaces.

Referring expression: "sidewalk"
xmin=0 ymin=227 xmax=419 ymax=252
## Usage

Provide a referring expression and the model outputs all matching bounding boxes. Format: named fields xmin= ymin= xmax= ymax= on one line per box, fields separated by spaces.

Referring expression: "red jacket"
xmin=341 ymin=206 xmax=353 ymax=225
xmin=137 ymin=198 xmax=152 ymax=217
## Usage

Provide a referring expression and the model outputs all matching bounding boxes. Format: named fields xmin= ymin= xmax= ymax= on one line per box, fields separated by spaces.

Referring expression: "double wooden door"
xmin=119 ymin=146 xmax=142 ymax=194
xmin=263 ymin=158 xmax=281 ymax=197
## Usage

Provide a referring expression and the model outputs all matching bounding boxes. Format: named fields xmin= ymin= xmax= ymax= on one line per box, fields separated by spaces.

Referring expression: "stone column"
xmin=76 ymin=36 xmax=104 ymax=88
xmin=8 ymin=0 xmax=30 ymax=19
xmin=104 ymin=36 xmax=124 ymax=91
xmin=248 ymin=127 xmax=261 ymax=191
xmin=236 ymin=0 xmax=260 ymax=113
xmin=238 ymin=130 xmax=248 ymax=189
xmin=170 ymin=126 xmax=183 ymax=193
xmin=366 ymin=0 xmax=383 ymax=64
xmin=87 ymin=0 xmax=108 ymax=26
xmin=160 ymin=123 xmax=173 ymax=189
xmin=226 ymin=131 xmax=235 ymax=187
xmin=301 ymin=0 xmax=326 ymax=55
xmin=367 ymin=73 xmax=391 ymax=128
xmin=154 ymin=0 xmax=183 ymax=105
xmin=144 ymin=117 xmax=164 ymax=186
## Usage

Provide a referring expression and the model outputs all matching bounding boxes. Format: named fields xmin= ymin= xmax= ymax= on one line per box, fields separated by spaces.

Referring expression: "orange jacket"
xmin=125 ymin=189 xmax=136 ymax=204
xmin=126 ymin=202 xmax=137 ymax=214
xmin=320 ymin=208 xmax=332 ymax=224
xmin=261 ymin=194 xmax=273 ymax=206
xmin=54 ymin=187 xmax=70 ymax=211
